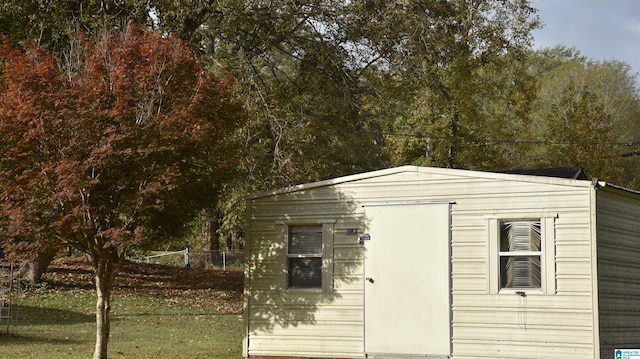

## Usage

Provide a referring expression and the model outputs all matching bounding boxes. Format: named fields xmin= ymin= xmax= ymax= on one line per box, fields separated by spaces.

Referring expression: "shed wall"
xmin=245 ymin=168 xmax=598 ymax=358
xmin=596 ymin=188 xmax=640 ymax=357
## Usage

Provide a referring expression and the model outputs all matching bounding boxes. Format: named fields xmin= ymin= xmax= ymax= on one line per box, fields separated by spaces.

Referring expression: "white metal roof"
xmin=247 ymin=165 xmax=608 ymax=200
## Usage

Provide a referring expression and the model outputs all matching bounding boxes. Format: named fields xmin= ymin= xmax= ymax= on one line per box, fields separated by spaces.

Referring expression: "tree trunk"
xmin=202 ymin=210 xmax=222 ymax=267
xmin=18 ymin=246 xmax=57 ymax=283
xmin=448 ymin=111 xmax=459 ymax=169
xmin=92 ymin=255 xmax=117 ymax=359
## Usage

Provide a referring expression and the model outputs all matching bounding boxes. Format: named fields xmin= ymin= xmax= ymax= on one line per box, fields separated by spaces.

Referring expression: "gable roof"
xmin=248 ymin=165 xmax=600 ymax=200
xmin=502 ymin=166 xmax=588 ymax=180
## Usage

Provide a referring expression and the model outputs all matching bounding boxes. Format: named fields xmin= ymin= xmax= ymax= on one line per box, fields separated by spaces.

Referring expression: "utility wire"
xmin=322 ymin=125 xmax=640 ymax=147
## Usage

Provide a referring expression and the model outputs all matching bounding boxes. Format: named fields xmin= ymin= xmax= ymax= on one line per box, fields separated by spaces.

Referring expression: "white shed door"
xmin=363 ymin=203 xmax=451 ymax=357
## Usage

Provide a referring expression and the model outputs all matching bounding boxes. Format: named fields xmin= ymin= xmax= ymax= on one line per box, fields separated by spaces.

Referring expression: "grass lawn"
xmin=1 ymin=257 xmax=244 ymax=358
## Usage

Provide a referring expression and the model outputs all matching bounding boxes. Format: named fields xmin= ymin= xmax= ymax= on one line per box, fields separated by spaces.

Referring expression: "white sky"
xmin=530 ymin=0 xmax=640 ymax=76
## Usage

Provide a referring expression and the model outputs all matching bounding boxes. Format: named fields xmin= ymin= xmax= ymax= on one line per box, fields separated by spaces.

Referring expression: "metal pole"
xmin=223 ymin=251 xmax=226 ymax=271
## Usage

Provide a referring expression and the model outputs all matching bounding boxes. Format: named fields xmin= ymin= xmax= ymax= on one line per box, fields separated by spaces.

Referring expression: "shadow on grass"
xmin=18 ymin=305 xmax=94 ymax=326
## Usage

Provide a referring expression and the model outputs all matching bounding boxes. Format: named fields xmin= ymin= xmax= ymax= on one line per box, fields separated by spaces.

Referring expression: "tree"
xmin=527 ymin=46 xmax=640 ymax=187
xmin=0 ymin=0 xmax=156 ymax=284
xmin=146 ymin=1 xmax=541 ymax=249
xmin=544 ymin=87 xmax=623 ymax=182
xmin=0 ymin=0 xmax=152 ymax=51
xmin=0 ymin=23 xmax=243 ymax=359
xmin=384 ymin=52 xmax=539 ymax=170
xmin=151 ymin=0 xmax=541 ymax=171
xmin=150 ymin=0 xmax=390 ymax=250
xmin=352 ymin=0 xmax=540 ymax=170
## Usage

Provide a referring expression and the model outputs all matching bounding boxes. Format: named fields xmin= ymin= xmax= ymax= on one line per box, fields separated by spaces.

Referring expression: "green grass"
xmin=1 ymin=258 xmax=245 ymax=358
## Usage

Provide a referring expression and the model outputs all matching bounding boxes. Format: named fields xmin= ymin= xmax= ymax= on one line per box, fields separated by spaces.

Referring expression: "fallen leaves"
xmin=25 ymin=257 xmax=244 ymax=314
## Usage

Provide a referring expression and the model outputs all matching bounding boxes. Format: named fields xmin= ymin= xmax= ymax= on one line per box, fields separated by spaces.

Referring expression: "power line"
xmin=324 ymin=125 xmax=640 ymax=147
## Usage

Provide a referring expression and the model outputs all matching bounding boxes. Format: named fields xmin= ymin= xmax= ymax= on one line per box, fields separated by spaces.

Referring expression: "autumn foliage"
xmin=0 ymin=24 xmax=242 ymax=254
xmin=0 ymin=23 xmax=243 ymax=358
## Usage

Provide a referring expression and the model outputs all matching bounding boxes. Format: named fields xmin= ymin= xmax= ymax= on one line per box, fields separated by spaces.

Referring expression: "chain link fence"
xmin=0 ymin=261 xmax=20 ymax=335
xmin=136 ymin=249 xmax=244 ymax=271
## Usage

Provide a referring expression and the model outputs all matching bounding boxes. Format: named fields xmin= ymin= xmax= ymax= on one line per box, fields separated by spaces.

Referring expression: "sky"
xmin=530 ymin=0 xmax=640 ymax=75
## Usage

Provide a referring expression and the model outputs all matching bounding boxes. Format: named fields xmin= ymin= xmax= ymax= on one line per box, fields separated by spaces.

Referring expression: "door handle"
xmin=366 ymin=277 xmax=374 ymax=284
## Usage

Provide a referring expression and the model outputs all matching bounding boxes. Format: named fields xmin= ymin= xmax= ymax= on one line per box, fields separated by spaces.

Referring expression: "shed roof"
xmin=502 ymin=166 xmax=588 ymax=180
xmin=248 ymin=166 xmax=602 ymax=200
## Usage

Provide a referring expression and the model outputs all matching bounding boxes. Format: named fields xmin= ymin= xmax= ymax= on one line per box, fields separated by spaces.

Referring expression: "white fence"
xmin=140 ymin=249 xmax=243 ymax=271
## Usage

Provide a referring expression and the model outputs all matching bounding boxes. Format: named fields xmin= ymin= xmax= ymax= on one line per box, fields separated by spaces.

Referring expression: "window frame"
xmin=280 ymin=220 xmax=335 ymax=292
xmin=488 ymin=215 xmax=556 ymax=295
xmin=498 ymin=219 xmax=542 ymax=290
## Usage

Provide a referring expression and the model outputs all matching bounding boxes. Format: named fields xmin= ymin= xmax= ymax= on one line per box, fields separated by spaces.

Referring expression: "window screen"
xmin=287 ymin=225 xmax=323 ymax=288
xmin=499 ymin=220 xmax=542 ymax=289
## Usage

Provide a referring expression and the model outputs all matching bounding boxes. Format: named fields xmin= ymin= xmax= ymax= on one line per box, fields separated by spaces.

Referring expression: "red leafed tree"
xmin=0 ymin=23 xmax=243 ymax=359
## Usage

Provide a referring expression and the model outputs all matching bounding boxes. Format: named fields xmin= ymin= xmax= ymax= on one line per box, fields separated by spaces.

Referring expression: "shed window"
xmin=499 ymin=220 xmax=542 ymax=289
xmin=287 ymin=225 xmax=323 ymax=289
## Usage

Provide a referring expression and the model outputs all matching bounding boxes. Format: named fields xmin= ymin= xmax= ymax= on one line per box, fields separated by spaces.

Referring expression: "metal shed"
xmin=243 ymin=166 xmax=640 ymax=359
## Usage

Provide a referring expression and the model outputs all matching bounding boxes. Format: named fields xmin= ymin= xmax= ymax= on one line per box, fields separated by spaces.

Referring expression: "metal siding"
xmin=596 ymin=189 xmax=640 ymax=358
xmin=245 ymin=168 xmax=601 ymax=358
xmin=246 ymin=213 xmax=364 ymax=358
xmin=447 ymin=183 xmax=594 ymax=359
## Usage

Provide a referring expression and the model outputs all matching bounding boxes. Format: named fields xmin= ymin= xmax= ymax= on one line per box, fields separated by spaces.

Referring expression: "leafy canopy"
xmin=0 ymin=22 xmax=243 ymax=259
xmin=527 ymin=46 xmax=640 ymax=187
